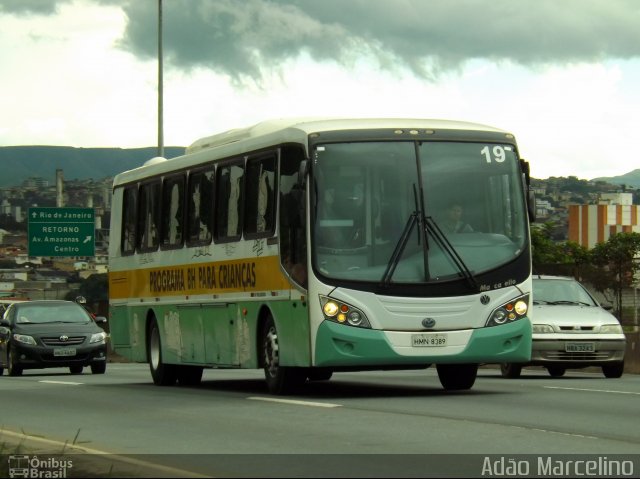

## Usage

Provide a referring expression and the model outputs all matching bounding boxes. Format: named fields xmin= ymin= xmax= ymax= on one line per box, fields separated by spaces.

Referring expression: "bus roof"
xmin=112 ymin=117 xmax=511 ymax=186
xmin=186 ymin=117 xmax=508 ymax=154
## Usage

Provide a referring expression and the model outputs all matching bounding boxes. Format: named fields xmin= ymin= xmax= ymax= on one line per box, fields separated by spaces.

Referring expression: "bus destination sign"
xmin=28 ymin=207 xmax=95 ymax=257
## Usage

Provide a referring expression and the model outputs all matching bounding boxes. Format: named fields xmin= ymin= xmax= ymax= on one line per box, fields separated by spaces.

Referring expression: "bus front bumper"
xmin=314 ymin=319 xmax=532 ymax=367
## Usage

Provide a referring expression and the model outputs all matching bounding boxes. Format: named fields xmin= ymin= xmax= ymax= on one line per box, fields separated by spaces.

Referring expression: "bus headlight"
xmin=486 ymin=294 xmax=529 ymax=327
xmin=319 ymin=296 xmax=371 ymax=328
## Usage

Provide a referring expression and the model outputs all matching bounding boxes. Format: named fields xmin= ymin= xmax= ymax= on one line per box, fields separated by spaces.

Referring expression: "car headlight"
xmin=599 ymin=324 xmax=623 ymax=334
xmin=319 ymin=295 xmax=371 ymax=328
xmin=532 ymin=324 xmax=554 ymax=333
xmin=90 ymin=331 xmax=108 ymax=344
xmin=485 ymin=294 xmax=529 ymax=327
xmin=13 ymin=333 xmax=36 ymax=345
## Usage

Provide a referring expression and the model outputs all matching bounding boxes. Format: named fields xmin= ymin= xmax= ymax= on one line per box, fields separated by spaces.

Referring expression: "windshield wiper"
xmin=380 ymin=183 xmax=430 ymax=286
xmin=424 ymin=216 xmax=479 ymax=292
xmin=380 ymin=210 xmax=418 ymax=286
xmin=547 ymin=300 xmax=591 ymax=306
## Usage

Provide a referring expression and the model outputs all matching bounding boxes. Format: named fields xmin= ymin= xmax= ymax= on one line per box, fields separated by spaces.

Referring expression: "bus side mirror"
xmin=528 ymin=187 xmax=536 ymax=223
xmin=520 ymin=159 xmax=536 ymax=223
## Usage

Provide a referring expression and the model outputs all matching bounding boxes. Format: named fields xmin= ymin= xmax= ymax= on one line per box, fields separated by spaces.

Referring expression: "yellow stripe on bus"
xmin=109 ymin=255 xmax=292 ymax=299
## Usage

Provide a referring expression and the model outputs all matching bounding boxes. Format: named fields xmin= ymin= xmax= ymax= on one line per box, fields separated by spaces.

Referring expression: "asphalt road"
xmin=1 ymin=363 xmax=639 ymax=477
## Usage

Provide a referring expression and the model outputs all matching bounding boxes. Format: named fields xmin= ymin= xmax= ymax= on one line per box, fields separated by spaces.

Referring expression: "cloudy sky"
xmin=1 ymin=0 xmax=639 ymax=180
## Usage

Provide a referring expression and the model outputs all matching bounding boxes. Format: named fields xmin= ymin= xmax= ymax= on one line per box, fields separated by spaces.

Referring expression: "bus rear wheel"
xmin=262 ymin=315 xmax=306 ymax=395
xmin=148 ymin=319 xmax=178 ymax=386
xmin=436 ymin=363 xmax=478 ymax=390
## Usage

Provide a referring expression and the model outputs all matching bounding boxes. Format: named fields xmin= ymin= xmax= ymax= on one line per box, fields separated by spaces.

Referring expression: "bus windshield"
xmin=311 ymin=140 xmax=527 ymax=285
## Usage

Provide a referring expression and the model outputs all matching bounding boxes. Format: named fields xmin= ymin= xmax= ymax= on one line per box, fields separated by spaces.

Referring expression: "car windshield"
xmin=16 ymin=303 xmax=91 ymax=324
xmin=533 ymin=279 xmax=597 ymax=306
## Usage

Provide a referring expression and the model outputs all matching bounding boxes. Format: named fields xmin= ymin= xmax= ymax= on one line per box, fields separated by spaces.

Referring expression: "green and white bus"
xmin=108 ymin=118 xmax=534 ymax=394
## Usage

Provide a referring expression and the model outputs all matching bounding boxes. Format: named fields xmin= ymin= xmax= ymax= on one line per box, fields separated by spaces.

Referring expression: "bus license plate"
xmin=565 ymin=342 xmax=595 ymax=352
xmin=412 ymin=334 xmax=447 ymax=347
xmin=53 ymin=348 xmax=77 ymax=357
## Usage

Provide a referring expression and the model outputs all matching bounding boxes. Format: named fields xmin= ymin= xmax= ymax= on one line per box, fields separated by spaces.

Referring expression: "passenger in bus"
xmin=441 ymin=203 xmax=473 ymax=234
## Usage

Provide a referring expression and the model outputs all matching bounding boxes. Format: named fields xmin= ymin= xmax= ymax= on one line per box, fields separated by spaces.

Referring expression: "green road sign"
xmin=28 ymin=207 xmax=95 ymax=257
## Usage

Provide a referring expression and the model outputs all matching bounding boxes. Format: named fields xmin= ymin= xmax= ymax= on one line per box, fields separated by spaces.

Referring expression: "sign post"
xmin=28 ymin=207 xmax=95 ymax=257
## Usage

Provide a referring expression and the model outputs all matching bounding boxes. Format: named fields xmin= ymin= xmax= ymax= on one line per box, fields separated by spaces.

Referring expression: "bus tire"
xmin=148 ymin=319 xmax=178 ymax=386
xmin=262 ymin=315 xmax=306 ymax=395
xmin=436 ymin=363 xmax=478 ymax=390
xmin=500 ymin=363 xmax=522 ymax=379
xmin=177 ymin=366 xmax=204 ymax=386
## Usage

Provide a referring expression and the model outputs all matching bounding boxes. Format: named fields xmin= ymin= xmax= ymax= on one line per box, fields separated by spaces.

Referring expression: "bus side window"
xmin=121 ymin=186 xmax=137 ymax=255
xmin=161 ymin=174 xmax=185 ymax=248
xmin=279 ymin=145 xmax=307 ymax=288
xmin=244 ymin=154 xmax=276 ymax=238
xmin=215 ymin=162 xmax=244 ymax=242
xmin=187 ymin=168 xmax=214 ymax=245
xmin=137 ymin=181 xmax=161 ymax=252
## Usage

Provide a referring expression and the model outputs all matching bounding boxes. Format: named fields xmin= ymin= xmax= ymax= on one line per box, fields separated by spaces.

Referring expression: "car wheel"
xmin=148 ymin=319 xmax=177 ymax=386
xmin=7 ymin=349 xmax=23 ymax=377
xmin=547 ymin=366 xmax=566 ymax=377
xmin=262 ymin=315 xmax=306 ymax=395
xmin=436 ymin=363 xmax=478 ymax=390
xmin=91 ymin=362 xmax=106 ymax=374
xmin=69 ymin=365 xmax=83 ymax=374
xmin=602 ymin=362 xmax=624 ymax=378
xmin=500 ymin=363 xmax=522 ymax=379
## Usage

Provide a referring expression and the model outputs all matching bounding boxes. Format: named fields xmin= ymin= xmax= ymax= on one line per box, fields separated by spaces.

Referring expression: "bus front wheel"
xmin=436 ymin=363 xmax=478 ymax=390
xmin=148 ymin=319 xmax=178 ymax=386
xmin=262 ymin=316 xmax=306 ymax=395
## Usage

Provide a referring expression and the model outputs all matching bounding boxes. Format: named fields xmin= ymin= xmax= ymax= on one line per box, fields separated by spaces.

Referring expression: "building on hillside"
xmin=568 ymin=203 xmax=640 ymax=249
xmin=598 ymin=192 xmax=633 ymax=206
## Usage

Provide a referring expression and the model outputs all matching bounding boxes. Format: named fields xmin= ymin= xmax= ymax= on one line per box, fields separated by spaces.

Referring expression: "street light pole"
xmin=157 ymin=0 xmax=164 ymax=158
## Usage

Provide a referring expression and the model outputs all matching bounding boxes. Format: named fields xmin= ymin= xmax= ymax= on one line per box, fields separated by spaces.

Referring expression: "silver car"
xmin=501 ymin=275 xmax=626 ymax=378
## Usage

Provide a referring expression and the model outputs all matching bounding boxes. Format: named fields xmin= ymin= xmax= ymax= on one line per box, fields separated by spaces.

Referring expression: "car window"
xmin=533 ymin=279 xmax=597 ymax=306
xmin=16 ymin=304 xmax=91 ymax=324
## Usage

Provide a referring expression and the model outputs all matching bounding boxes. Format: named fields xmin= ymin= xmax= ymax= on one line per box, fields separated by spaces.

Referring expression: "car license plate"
xmin=412 ymin=334 xmax=447 ymax=347
xmin=565 ymin=342 xmax=595 ymax=352
xmin=53 ymin=347 xmax=77 ymax=357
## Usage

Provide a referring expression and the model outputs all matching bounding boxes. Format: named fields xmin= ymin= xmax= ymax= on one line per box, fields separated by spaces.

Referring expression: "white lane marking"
xmin=248 ymin=396 xmax=342 ymax=408
xmin=544 ymin=386 xmax=640 ymax=395
xmin=39 ymin=380 xmax=84 ymax=385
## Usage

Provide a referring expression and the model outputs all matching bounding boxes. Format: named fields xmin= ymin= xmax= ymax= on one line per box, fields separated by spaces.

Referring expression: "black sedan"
xmin=0 ymin=300 xmax=108 ymax=376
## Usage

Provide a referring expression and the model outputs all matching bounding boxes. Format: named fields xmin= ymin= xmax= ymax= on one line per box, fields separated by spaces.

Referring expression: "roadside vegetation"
xmin=532 ymin=227 xmax=640 ymax=324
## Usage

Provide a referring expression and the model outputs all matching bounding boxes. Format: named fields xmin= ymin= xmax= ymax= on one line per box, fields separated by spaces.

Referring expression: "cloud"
xmin=0 ymin=0 xmax=68 ymax=15
xmin=4 ymin=0 xmax=639 ymax=81
xmin=113 ymin=0 xmax=640 ymax=81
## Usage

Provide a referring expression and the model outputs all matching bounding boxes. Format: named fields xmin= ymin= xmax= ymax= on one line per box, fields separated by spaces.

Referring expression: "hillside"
xmin=0 ymin=146 xmax=185 ymax=187
xmin=0 ymin=145 xmax=638 ymax=190
xmin=592 ymin=169 xmax=640 ymax=189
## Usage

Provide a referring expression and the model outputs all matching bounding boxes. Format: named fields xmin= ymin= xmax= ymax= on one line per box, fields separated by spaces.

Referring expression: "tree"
xmin=531 ymin=222 xmax=591 ymax=273
xmin=590 ymin=233 xmax=640 ymax=318
xmin=64 ymin=273 xmax=108 ymax=303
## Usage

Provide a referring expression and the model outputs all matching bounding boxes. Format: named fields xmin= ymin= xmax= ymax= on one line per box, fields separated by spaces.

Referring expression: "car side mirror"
xmin=0 ymin=318 xmax=11 ymax=328
xmin=94 ymin=316 xmax=108 ymax=324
